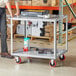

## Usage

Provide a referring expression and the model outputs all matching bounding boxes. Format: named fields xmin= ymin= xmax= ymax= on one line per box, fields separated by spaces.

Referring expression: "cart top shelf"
xmin=8 ymin=15 xmax=67 ymax=22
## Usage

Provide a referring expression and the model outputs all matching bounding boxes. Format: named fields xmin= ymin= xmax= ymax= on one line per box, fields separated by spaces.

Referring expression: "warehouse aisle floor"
xmin=0 ymin=38 xmax=76 ymax=76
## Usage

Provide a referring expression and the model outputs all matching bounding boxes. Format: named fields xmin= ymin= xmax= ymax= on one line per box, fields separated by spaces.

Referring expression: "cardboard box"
xmin=63 ymin=5 xmax=76 ymax=23
xmin=63 ymin=6 xmax=71 ymax=22
xmin=19 ymin=0 xmax=32 ymax=6
xmin=45 ymin=24 xmax=54 ymax=37
xmin=10 ymin=0 xmax=58 ymax=6
xmin=32 ymin=0 xmax=57 ymax=6
xmin=72 ymin=28 xmax=76 ymax=34
xmin=10 ymin=0 xmax=15 ymax=5
xmin=63 ymin=0 xmax=76 ymax=4
xmin=45 ymin=32 xmax=50 ymax=37
xmin=71 ymin=6 xmax=76 ymax=23
xmin=10 ymin=0 xmax=32 ymax=6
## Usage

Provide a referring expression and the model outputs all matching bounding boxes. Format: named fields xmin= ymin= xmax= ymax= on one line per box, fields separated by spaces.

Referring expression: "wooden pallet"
xmin=31 ymin=36 xmax=53 ymax=42
xmin=14 ymin=34 xmax=53 ymax=42
xmin=14 ymin=34 xmax=24 ymax=38
xmin=14 ymin=30 xmax=73 ymax=42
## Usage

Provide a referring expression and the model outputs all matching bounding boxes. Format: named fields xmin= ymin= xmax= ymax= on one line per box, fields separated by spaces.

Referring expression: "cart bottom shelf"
xmin=12 ymin=48 xmax=67 ymax=59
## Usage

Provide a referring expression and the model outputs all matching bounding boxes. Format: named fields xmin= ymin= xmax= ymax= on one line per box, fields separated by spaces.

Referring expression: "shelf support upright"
xmin=59 ymin=0 xmax=63 ymax=44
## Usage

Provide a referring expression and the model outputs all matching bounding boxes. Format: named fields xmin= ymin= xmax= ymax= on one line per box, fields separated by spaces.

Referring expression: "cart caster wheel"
xmin=59 ymin=54 xmax=65 ymax=61
xmin=49 ymin=60 xmax=56 ymax=67
xmin=15 ymin=57 xmax=21 ymax=64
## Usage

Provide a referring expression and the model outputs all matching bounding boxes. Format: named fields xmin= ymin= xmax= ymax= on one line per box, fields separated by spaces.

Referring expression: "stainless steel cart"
xmin=9 ymin=15 xmax=68 ymax=67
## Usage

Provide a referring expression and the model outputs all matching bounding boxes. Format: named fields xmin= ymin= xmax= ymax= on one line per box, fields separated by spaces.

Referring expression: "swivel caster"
xmin=15 ymin=56 xmax=21 ymax=64
xmin=59 ymin=54 xmax=65 ymax=61
xmin=49 ymin=60 xmax=56 ymax=67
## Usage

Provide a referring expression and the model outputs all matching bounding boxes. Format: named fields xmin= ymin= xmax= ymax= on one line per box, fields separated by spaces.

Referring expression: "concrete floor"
xmin=0 ymin=38 xmax=76 ymax=76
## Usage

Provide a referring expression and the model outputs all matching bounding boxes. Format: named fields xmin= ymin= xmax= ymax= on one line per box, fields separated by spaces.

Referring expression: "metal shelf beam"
xmin=10 ymin=6 xmax=59 ymax=10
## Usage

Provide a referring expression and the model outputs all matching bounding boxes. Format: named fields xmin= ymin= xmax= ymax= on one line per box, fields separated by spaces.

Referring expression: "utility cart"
xmin=9 ymin=15 xmax=68 ymax=67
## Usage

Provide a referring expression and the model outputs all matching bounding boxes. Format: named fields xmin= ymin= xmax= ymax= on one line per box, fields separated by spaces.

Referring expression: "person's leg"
xmin=0 ymin=16 xmax=1 ymax=33
xmin=0 ymin=8 xmax=14 ymax=59
xmin=0 ymin=8 xmax=2 ymax=33
xmin=1 ymin=8 xmax=8 ymax=53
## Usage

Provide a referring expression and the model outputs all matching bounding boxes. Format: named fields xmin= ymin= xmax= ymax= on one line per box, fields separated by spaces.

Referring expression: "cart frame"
xmin=9 ymin=15 xmax=68 ymax=66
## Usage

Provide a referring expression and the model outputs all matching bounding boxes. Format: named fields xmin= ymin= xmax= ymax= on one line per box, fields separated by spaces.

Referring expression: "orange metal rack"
xmin=8 ymin=2 xmax=76 ymax=10
xmin=10 ymin=5 xmax=59 ymax=10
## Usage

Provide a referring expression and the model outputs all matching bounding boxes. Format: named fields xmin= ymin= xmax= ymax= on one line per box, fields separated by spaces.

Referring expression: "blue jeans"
xmin=0 ymin=8 xmax=8 ymax=53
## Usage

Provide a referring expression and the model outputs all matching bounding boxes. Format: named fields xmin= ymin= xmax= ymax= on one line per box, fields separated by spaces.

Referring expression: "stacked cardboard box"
xmin=63 ymin=0 xmax=76 ymax=4
xmin=10 ymin=0 xmax=76 ymax=6
xmin=19 ymin=0 xmax=32 ymax=6
xmin=10 ymin=0 xmax=32 ymax=6
xmin=71 ymin=5 xmax=76 ymax=34
xmin=10 ymin=0 xmax=15 ymax=5
xmin=63 ymin=6 xmax=71 ymax=22
xmin=44 ymin=23 xmax=64 ymax=37
xmin=63 ymin=6 xmax=76 ymax=24
xmin=10 ymin=0 xmax=58 ymax=6
xmin=63 ymin=0 xmax=76 ymax=23
xmin=71 ymin=5 xmax=76 ymax=24
xmin=32 ymin=0 xmax=51 ymax=6
xmin=32 ymin=0 xmax=58 ymax=6
xmin=44 ymin=23 xmax=53 ymax=37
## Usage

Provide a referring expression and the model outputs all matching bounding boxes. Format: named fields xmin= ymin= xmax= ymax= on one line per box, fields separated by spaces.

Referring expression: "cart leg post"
xmin=53 ymin=20 xmax=57 ymax=59
xmin=27 ymin=59 xmax=30 ymax=63
xmin=11 ymin=18 xmax=13 ymax=55
xmin=27 ymin=57 xmax=31 ymax=63
xmin=66 ymin=16 xmax=68 ymax=51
